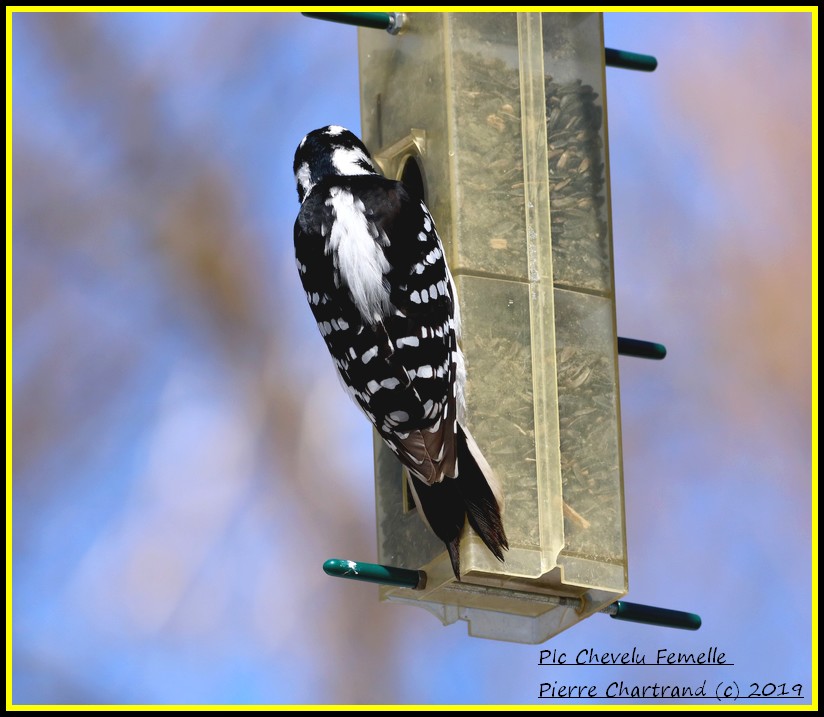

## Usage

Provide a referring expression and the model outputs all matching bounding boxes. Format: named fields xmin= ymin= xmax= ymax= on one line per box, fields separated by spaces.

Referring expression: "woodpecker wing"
xmin=295 ymin=175 xmax=458 ymax=484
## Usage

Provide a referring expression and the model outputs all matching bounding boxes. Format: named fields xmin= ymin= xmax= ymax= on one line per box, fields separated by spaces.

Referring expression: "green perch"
xmin=602 ymin=600 xmax=702 ymax=631
xmin=323 ymin=558 xmax=427 ymax=590
xmin=617 ymin=337 xmax=668 ymax=360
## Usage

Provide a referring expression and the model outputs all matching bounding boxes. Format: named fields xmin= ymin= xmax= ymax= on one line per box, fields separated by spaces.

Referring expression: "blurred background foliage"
xmin=11 ymin=11 xmax=812 ymax=705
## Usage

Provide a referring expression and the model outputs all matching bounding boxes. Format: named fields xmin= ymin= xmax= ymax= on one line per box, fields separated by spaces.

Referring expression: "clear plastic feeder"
xmin=360 ymin=11 xmax=626 ymax=643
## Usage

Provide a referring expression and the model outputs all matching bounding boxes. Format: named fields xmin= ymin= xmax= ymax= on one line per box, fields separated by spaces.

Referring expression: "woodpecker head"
xmin=293 ymin=125 xmax=380 ymax=203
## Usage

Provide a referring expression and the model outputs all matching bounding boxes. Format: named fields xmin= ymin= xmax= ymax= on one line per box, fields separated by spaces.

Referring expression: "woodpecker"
xmin=293 ymin=125 xmax=507 ymax=579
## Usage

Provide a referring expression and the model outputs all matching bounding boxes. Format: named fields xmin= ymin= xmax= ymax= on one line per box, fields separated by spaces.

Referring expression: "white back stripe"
xmin=326 ymin=187 xmax=391 ymax=323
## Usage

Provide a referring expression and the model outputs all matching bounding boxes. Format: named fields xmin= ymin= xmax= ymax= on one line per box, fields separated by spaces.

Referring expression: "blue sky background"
xmin=11 ymin=10 xmax=813 ymax=706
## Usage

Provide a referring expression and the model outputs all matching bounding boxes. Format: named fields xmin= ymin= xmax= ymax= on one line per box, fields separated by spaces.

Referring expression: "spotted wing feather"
xmin=295 ymin=175 xmax=458 ymax=484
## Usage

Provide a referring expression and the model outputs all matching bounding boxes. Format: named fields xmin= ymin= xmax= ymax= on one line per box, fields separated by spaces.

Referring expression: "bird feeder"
xmin=358 ymin=11 xmax=626 ymax=643
xmin=306 ymin=10 xmax=697 ymax=644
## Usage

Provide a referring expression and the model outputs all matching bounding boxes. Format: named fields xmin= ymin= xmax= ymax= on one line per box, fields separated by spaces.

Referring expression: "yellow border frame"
xmin=4 ymin=6 xmax=818 ymax=711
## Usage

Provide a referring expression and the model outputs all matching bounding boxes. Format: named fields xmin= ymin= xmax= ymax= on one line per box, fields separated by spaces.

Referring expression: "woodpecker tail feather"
xmin=455 ymin=423 xmax=509 ymax=563
xmin=406 ymin=424 xmax=508 ymax=581
xmin=406 ymin=477 xmax=465 ymax=578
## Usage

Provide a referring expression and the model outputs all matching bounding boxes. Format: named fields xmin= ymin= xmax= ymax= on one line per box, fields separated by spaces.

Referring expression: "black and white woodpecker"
xmin=293 ymin=126 xmax=507 ymax=579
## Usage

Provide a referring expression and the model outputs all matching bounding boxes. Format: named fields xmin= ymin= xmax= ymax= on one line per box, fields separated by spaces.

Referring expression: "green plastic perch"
xmin=323 ymin=558 xmax=426 ymax=590
xmin=603 ymin=600 xmax=702 ymax=630
xmin=617 ymin=337 xmax=668 ymax=360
